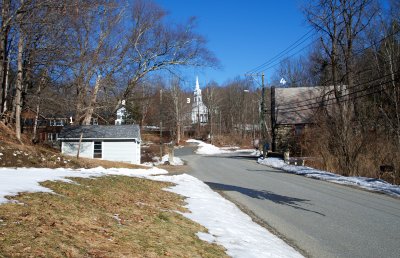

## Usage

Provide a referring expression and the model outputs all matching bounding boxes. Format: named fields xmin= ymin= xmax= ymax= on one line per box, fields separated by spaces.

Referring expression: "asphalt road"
xmin=175 ymin=146 xmax=400 ymax=258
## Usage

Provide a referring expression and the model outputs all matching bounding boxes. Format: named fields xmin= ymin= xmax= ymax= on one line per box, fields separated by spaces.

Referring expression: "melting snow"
xmin=186 ymin=139 xmax=233 ymax=155
xmin=0 ymin=166 xmax=302 ymax=257
xmin=258 ymin=157 xmax=400 ymax=197
xmin=146 ymin=154 xmax=184 ymax=166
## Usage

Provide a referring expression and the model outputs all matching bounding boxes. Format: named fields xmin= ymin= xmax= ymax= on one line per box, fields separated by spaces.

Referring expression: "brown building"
xmin=21 ymin=108 xmax=109 ymax=144
xmin=273 ymin=86 xmax=342 ymax=154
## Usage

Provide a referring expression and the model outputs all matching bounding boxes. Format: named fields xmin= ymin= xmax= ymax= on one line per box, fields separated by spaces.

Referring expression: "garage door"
xmin=102 ymin=141 xmax=137 ymax=164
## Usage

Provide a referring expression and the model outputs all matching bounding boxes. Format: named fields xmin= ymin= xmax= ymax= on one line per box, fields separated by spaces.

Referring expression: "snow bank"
xmin=258 ymin=158 xmax=400 ymax=197
xmin=0 ymin=167 xmax=166 ymax=203
xmin=143 ymin=154 xmax=184 ymax=166
xmin=186 ymin=139 xmax=260 ymax=156
xmin=152 ymin=173 xmax=302 ymax=258
xmin=186 ymin=139 xmax=233 ymax=155
xmin=0 ymin=166 xmax=303 ymax=257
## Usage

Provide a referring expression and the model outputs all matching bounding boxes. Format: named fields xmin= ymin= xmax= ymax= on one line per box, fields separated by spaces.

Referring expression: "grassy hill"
xmin=0 ymin=122 xmax=226 ymax=257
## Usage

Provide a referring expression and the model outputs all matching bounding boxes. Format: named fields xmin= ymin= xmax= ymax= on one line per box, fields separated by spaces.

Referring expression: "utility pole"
xmin=260 ymin=73 xmax=268 ymax=158
xmin=271 ymin=85 xmax=276 ymax=152
xmin=159 ymin=89 xmax=163 ymax=158
xmin=219 ymin=109 xmax=222 ymax=136
xmin=246 ymin=72 xmax=269 ymax=158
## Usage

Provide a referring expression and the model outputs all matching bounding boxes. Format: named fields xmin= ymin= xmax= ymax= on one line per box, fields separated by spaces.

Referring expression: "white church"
xmin=191 ymin=77 xmax=208 ymax=124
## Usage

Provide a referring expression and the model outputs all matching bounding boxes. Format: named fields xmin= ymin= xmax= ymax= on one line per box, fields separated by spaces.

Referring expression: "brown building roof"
xmin=275 ymin=86 xmax=341 ymax=125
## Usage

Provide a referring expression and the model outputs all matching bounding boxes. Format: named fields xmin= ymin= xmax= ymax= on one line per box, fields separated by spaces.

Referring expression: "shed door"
xmin=103 ymin=141 xmax=137 ymax=164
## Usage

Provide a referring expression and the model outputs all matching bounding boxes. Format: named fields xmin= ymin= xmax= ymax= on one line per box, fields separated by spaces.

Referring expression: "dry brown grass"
xmin=301 ymin=125 xmax=400 ymax=185
xmin=211 ymin=134 xmax=254 ymax=148
xmin=0 ymin=176 xmax=227 ymax=257
xmin=0 ymin=136 xmax=145 ymax=170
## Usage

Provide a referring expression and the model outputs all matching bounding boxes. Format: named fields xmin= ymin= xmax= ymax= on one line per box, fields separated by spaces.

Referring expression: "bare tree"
xmin=304 ymin=0 xmax=376 ymax=176
xmin=204 ymin=81 xmax=220 ymax=144
xmin=115 ymin=0 xmax=218 ymax=111
xmin=14 ymin=0 xmax=25 ymax=141
xmin=166 ymin=77 xmax=187 ymax=144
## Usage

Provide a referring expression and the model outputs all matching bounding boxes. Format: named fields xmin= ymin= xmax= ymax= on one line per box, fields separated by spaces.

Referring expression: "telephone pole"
xmin=271 ymin=85 xmax=276 ymax=152
xmin=246 ymin=72 xmax=268 ymax=158
xmin=159 ymin=89 xmax=163 ymax=158
xmin=260 ymin=73 xmax=268 ymax=158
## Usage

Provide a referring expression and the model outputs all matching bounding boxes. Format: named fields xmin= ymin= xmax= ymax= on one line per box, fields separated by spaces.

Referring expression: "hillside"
xmin=0 ymin=122 xmax=141 ymax=169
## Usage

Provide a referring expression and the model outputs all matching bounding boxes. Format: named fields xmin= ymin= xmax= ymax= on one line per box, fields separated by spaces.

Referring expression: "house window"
xmin=94 ymin=141 xmax=102 ymax=158
xmin=91 ymin=118 xmax=98 ymax=125
xmin=295 ymin=125 xmax=304 ymax=136
xmin=49 ymin=119 xmax=64 ymax=126
xmin=47 ymin=133 xmax=58 ymax=142
xmin=56 ymin=119 xmax=64 ymax=126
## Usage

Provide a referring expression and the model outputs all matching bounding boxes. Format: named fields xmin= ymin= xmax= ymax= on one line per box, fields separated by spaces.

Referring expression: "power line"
xmin=246 ymin=0 xmax=380 ymax=75
xmin=253 ymin=39 xmax=318 ymax=73
xmin=263 ymin=26 xmax=400 ymax=82
xmin=245 ymin=3 xmax=343 ymax=74
xmin=275 ymin=81 xmax=394 ymax=115
xmin=261 ymin=27 xmax=400 ymax=110
xmin=265 ymin=74 xmax=398 ymax=114
xmin=246 ymin=29 xmax=317 ymax=74
xmin=274 ymin=61 xmax=400 ymax=110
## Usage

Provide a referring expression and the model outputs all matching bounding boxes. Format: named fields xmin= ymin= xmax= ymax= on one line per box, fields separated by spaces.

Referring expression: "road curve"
xmin=175 ymin=146 xmax=400 ymax=258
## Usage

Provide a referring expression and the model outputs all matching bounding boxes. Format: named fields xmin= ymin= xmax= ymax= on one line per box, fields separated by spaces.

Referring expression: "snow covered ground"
xmin=0 ymin=166 xmax=302 ymax=258
xmin=187 ymin=139 xmax=234 ymax=155
xmin=0 ymin=167 xmax=168 ymax=203
xmin=258 ymin=157 xmax=400 ymax=198
xmin=186 ymin=139 xmax=260 ymax=156
xmin=143 ymin=154 xmax=184 ymax=166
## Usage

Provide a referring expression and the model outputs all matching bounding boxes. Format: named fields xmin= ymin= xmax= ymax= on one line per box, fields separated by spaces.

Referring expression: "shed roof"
xmin=275 ymin=86 xmax=340 ymax=125
xmin=58 ymin=124 xmax=140 ymax=140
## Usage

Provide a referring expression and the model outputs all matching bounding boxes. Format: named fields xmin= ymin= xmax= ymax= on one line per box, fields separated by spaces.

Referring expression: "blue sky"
xmin=154 ymin=0 xmax=311 ymax=87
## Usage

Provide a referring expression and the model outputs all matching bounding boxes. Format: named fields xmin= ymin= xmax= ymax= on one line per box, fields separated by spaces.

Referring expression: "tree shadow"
xmin=206 ymin=182 xmax=325 ymax=216
xmin=203 ymin=155 xmax=259 ymax=161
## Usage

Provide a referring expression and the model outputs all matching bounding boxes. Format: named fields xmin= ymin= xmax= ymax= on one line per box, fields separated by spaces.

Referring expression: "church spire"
xmin=195 ymin=76 xmax=200 ymax=91
xmin=194 ymin=76 xmax=202 ymax=104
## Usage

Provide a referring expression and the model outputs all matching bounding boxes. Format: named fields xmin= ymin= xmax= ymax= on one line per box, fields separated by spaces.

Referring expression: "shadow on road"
xmin=206 ymin=182 xmax=325 ymax=216
xmin=203 ymin=155 xmax=259 ymax=161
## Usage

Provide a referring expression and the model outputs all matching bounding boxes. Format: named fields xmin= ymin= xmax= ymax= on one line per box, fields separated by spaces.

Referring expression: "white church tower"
xmin=191 ymin=76 xmax=208 ymax=124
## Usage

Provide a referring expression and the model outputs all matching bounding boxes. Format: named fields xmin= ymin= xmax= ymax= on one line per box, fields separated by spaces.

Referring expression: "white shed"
xmin=58 ymin=125 xmax=141 ymax=164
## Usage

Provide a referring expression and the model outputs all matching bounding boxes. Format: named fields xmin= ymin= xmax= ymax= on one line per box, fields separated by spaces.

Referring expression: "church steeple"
xmin=194 ymin=76 xmax=202 ymax=104
xmin=191 ymin=76 xmax=208 ymax=124
xmin=195 ymin=76 xmax=200 ymax=91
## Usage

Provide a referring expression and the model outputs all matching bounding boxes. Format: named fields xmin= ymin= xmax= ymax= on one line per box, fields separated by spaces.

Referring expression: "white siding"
xmin=62 ymin=141 xmax=93 ymax=158
xmin=103 ymin=141 xmax=140 ymax=164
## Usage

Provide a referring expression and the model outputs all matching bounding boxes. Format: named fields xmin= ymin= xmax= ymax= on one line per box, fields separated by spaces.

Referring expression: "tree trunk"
xmin=76 ymin=131 xmax=83 ymax=159
xmin=176 ymin=121 xmax=181 ymax=144
xmin=82 ymin=75 xmax=101 ymax=125
xmin=2 ymin=49 xmax=9 ymax=115
xmin=0 ymin=0 xmax=10 ymax=115
xmin=15 ymin=32 xmax=24 ymax=142
xmin=32 ymin=78 xmax=43 ymax=143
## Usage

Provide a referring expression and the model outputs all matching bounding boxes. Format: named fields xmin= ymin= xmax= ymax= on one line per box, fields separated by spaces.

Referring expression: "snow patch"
xmin=196 ymin=232 xmax=216 ymax=243
xmin=258 ymin=157 xmax=400 ymax=197
xmin=152 ymin=173 xmax=302 ymax=258
xmin=0 ymin=166 xmax=302 ymax=257
xmin=144 ymin=154 xmax=184 ymax=166
xmin=186 ymin=139 xmax=234 ymax=155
